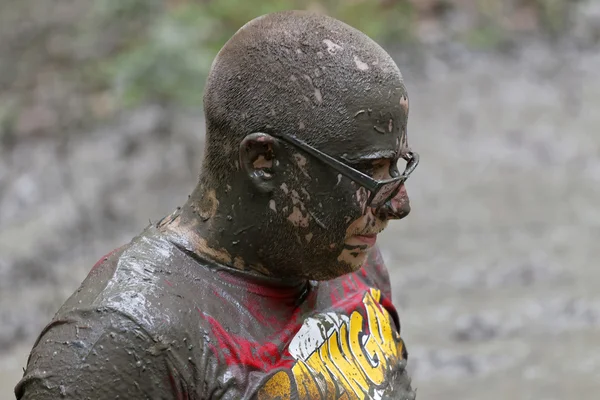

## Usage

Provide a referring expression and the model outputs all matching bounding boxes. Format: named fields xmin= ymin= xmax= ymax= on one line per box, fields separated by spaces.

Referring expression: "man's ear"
xmin=239 ymin=132 xmax=280 ymax=193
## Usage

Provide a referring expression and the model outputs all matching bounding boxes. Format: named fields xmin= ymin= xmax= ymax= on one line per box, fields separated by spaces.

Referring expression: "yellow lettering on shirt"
xmin=258 ymin=289 xmax=405 ymax=399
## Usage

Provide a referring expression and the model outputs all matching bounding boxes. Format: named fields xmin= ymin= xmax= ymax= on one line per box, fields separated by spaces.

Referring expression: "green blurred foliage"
xmin=85 ymin=0 xmax=573 ymax=109
xmin=88 ymin=0 xmax=415 ymax=108
xmin=0 ymin=0 xmax=578 ymax=142
xmin=97 ymin=3 xmax=216 ymax=107
xmin=535 ymin=0 xmax=570 ymax=34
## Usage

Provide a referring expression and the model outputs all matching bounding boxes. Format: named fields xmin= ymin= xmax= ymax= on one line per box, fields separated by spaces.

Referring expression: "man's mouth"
xmin=351 ymin=234 xmax=377 ymax=246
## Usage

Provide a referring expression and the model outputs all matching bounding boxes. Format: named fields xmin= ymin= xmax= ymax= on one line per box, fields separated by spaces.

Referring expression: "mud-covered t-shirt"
xmin=15 ymin=227 xmax=413 ymax=400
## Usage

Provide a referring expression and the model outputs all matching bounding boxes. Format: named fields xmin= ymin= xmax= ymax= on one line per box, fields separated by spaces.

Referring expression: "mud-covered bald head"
xmin=202 ymin=10 xmax=409 ymax=183
xmin=167 ymin=11 xmax=414 ymax=281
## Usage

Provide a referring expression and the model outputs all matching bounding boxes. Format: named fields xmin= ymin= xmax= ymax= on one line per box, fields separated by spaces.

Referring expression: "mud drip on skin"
xmin=172 ymin=181 xmax=354 ymax=279
xmin=157 ymin=181 xmax=317 ymax=280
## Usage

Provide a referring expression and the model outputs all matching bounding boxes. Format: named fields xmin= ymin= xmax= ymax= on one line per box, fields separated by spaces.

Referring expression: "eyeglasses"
xmin=272 ymin=133 xmax=419 ymax=208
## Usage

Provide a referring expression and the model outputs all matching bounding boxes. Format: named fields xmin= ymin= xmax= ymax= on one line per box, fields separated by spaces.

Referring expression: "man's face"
xmin=267 ymin=90 xmax=413 ymax=280
xmin=338 ymin=157 xmax=411 ymax=267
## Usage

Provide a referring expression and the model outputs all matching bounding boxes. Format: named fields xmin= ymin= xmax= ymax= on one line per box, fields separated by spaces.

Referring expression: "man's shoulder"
xmin=16 ymin=228 xmax=219 ymax=399
xmin=16 ymin=297 xmax=186 ymax=399
xmin=58 ymin=227 xmax=216 ymax=339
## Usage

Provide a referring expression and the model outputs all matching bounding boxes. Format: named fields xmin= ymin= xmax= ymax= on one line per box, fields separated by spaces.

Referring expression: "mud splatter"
xmin=399 ymin=95 xmax=409 ymax=114
xmin=305 ymin=233 xmax=314 ymax=243
xmin=198 ymin=189 xmax=219 ymax=222
xmin=293 ymin=154 xmax=310 ymax=177
xmin=314 ymin=88 xmax=323 ymax=104
xmin=233 ymin=256 xmax=245 ymax=270
xmin=287 ymin=206 xmax=309 ymax=228
xmin=323 ymin=39 xmax=343 ymax=54
xmin=354 ymin=55 xmax=369 ymax=71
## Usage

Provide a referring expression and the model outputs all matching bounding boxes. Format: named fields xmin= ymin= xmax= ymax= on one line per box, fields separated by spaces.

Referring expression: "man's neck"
xmin=156 ymin=182 xmax=282 ymax=279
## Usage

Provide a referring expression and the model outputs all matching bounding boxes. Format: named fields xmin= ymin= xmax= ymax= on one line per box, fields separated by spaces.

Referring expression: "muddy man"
xmin=15 ymin=10 xmax=419 ymax=400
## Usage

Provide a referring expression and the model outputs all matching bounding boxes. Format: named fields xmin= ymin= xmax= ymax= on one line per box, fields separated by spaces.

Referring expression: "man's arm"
xmin=15 ymin=309 xmax=186 ymax=399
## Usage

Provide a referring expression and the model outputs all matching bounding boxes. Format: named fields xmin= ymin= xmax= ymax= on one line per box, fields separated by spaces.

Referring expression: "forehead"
xmin=319 ymin=86 xmax=409 ymax=159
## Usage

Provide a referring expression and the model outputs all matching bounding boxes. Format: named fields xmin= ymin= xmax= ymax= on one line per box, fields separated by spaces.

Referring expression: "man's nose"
xmin=376 ymin=185 xmax=410 ymax=220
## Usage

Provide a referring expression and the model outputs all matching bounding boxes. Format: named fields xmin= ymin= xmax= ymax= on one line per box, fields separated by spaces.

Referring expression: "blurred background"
xmin=0 ymin=0 xmax=598 ymax=398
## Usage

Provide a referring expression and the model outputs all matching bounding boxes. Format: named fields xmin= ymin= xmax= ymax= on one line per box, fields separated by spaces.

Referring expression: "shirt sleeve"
xmin=15 ymin=309 xmax=188 ymax=400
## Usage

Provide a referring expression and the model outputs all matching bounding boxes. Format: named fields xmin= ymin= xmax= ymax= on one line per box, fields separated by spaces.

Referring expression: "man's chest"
xmin=254 ymin=288 xmax=409 ymax=400
xmin=201 ymin=286 xmax=410 ymax=400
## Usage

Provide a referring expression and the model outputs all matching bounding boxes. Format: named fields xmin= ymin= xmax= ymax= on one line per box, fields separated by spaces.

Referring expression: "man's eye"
xmin=355 ymin=162 xmax=375 ymax=175
xmin=354 ymin=160 xmax=389 ymax=177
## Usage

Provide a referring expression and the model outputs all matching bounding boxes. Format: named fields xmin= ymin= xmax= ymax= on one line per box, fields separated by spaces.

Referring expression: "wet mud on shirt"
xmin=15 ymin=226 xmax=413 ymax=399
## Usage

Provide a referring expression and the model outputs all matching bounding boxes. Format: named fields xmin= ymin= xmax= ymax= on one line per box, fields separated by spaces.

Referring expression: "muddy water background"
xmin=1 ymin=3 xmax=600 ymax=400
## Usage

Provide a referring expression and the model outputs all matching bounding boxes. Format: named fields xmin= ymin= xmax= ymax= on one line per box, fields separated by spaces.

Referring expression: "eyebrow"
xmin=341 ymin=150 xmax=398 ymax=163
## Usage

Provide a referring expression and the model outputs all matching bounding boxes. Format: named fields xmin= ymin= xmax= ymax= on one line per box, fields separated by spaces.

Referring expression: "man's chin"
xmin=337 ymin=248 xmax=368 ymax=271
xmin=305 ymin=251 xmax=367 ymax=281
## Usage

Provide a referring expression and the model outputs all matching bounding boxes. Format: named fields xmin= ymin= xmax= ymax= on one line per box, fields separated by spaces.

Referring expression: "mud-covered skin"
xmin=15 ymin=227 xmax=415 ymax=399
xmin=178 ymin=10 xmax=414 ymax=281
